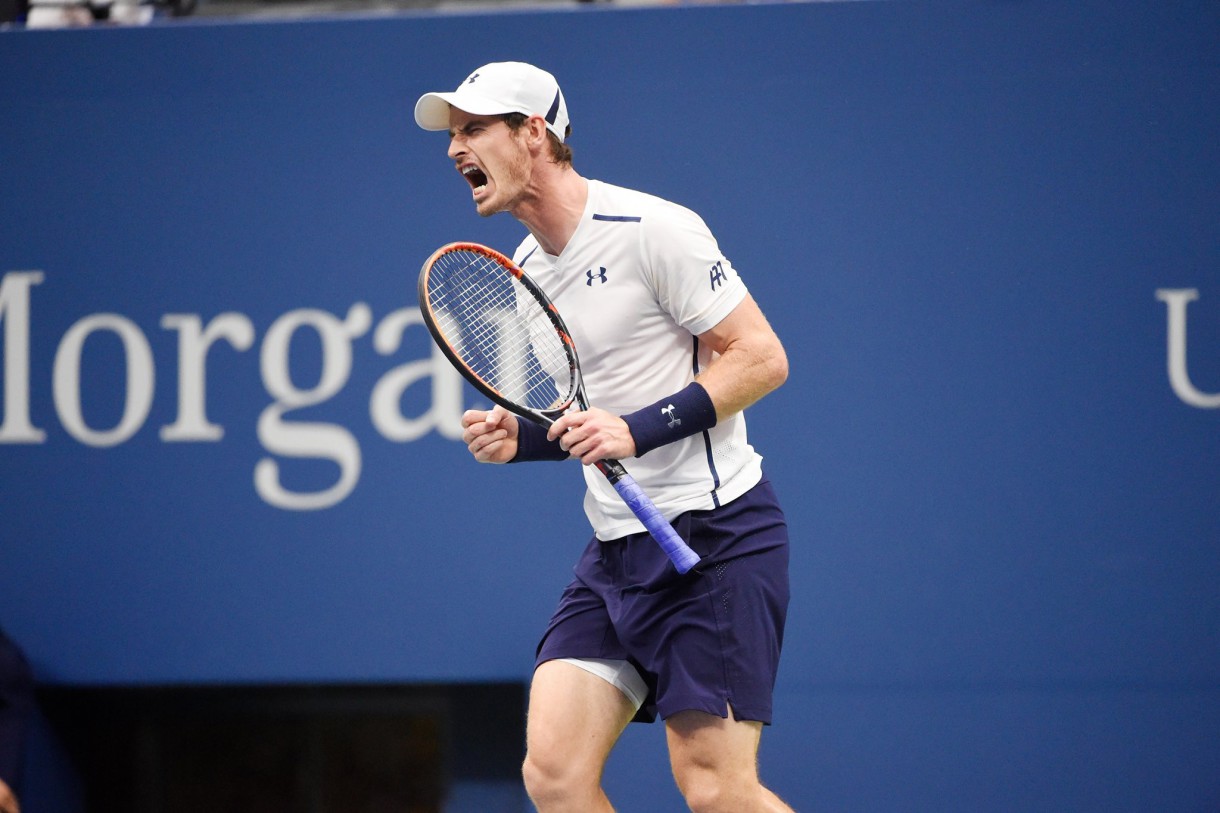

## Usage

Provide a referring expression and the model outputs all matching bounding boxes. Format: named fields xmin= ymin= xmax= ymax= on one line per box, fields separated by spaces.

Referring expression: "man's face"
xmin=446 ymin=109 xmax=531 ymax=218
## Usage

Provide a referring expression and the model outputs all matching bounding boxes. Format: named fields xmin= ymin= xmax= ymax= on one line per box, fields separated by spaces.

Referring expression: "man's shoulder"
xmin=589 ymin=179 xmax=698 ymax=222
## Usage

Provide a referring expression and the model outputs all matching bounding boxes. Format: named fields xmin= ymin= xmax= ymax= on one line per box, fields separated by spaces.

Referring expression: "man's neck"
xmin=513 ymin=169 xmax=588 ymax=257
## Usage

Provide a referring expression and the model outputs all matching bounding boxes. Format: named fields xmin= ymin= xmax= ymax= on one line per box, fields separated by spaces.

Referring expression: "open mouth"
xmin=461 ymin=164 xmax=488 ymax=193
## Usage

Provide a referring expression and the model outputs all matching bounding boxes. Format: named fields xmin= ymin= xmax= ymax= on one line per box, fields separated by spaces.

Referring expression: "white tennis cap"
xmin=414 ymin=62 xmax=570 ymax=143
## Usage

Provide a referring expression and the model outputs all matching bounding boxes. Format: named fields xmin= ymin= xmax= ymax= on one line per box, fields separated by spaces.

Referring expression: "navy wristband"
xmin=621 ymin=381 xmax=717 ymax=457
xmin=509 ymin=415 xmax=569 ymax=463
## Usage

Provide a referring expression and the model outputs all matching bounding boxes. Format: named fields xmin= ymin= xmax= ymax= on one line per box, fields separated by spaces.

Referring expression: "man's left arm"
xmin=550 ymin=294 xmax=787 ymax=463
xmin=691 ymin=292 xmax=788 ymax=420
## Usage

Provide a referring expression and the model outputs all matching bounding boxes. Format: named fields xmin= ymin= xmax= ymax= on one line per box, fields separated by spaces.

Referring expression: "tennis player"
xmin=416 ymin=62 xmax=793 ymax=813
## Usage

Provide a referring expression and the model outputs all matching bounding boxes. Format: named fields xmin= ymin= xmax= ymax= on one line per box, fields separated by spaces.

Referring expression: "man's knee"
xmin=522 ymin=750 xmax=560 ymax=803
xmin=522 ymin=749 xmax=596 ymax=807
xmin=673 ymin=764 xmax=755 ymax=813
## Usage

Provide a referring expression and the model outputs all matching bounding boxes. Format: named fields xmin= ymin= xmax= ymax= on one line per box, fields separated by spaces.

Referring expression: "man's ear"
xmin=526 ymin=115 xmax=551 ymax=153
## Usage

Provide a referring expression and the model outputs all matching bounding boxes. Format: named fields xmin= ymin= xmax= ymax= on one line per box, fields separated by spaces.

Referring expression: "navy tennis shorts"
xmin=535 ymin=477 xmax=790 ymax=724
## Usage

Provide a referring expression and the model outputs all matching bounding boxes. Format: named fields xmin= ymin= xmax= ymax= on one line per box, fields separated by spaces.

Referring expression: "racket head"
xmin=418 ymin=242 xmax=581 ymax=425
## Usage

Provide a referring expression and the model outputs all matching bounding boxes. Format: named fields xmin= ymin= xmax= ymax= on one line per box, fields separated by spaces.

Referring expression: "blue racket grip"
xmin=605 ymin=467 xmax=701 ymax=574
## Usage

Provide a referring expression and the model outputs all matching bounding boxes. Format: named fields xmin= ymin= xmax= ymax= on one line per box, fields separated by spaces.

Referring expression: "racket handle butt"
xmin=668 ymin=544 xmax=701 ymax=575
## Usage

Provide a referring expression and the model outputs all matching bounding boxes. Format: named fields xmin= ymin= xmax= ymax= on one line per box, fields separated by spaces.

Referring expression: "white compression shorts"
xmin=559 ymin=657 xmax=648 ymax=712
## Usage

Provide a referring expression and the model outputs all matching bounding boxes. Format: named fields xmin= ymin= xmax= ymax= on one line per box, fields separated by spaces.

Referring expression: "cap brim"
xmin=415 ymin=88 xmax=537 ymax=132
xmin=414 ymin=92 xmax=458 ymax=131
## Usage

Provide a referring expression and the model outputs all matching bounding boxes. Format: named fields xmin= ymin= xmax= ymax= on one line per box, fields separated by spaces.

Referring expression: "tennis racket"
xmin=418 ymin=241 xmax=702 ymax=574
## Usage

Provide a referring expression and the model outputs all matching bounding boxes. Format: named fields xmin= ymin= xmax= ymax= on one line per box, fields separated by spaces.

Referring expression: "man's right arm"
xmin=461 ymin=407 xmax=519 ymax=464
xmin=462 ymin=407 xmax=570 ymax=464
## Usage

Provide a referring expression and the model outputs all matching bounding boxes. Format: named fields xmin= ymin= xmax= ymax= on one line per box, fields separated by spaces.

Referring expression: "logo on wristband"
xmin=661 ymin=404 xmax=681 ymax=429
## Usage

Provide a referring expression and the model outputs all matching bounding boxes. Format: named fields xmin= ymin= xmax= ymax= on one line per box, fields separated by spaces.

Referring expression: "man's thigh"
xmin=665 ymin=706 xmax=763 ymax=772
xmin=527 ymin=659 xmax=639 ymax=770
xmin=665 ymin=708 xmax=794 ymax=813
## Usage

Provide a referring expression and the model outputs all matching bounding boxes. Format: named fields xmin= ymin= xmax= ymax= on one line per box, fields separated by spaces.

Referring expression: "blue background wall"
xmin=2 ymin=0 xmax=1219 ymax=809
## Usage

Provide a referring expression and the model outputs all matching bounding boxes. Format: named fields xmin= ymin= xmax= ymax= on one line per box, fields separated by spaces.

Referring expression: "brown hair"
xmin=504 ymin=112 xmax=573 ymax=166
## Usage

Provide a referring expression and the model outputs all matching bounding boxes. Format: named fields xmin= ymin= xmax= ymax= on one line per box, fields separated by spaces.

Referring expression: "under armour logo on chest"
xmin=586 ymin=267 xmax=608 ymax=286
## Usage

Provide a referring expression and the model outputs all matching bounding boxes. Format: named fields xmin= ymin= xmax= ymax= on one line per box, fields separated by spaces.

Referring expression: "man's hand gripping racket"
xmin=418 ymin=242 xmax=702 ymax=575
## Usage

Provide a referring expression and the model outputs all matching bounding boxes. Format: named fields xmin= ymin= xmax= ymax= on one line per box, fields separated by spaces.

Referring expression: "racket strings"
xmin=425 ymin=250 xmax=573 ymax=411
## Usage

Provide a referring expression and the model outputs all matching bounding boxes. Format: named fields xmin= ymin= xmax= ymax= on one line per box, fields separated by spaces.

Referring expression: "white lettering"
xmin=254 ymin=303 xmax=372 ymax=511
xmin=53 ymin=314 xmax=156 ymax=447
xmin=1 ymin=270 xmax=477 ymax=511
xmin=1157 ymin=288 xmax=1220 ymax=408
xmin=159 ymin=313 xmax=256 ymax=441
xmin=0 ymin=271 xmax=47 ymax=443
xmin=369 ymin=307 xmax=465 ymax=442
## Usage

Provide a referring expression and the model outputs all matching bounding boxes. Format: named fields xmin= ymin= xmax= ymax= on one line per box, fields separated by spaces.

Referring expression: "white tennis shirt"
xmin=513 ymin=180 xmax=764 ymax=540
